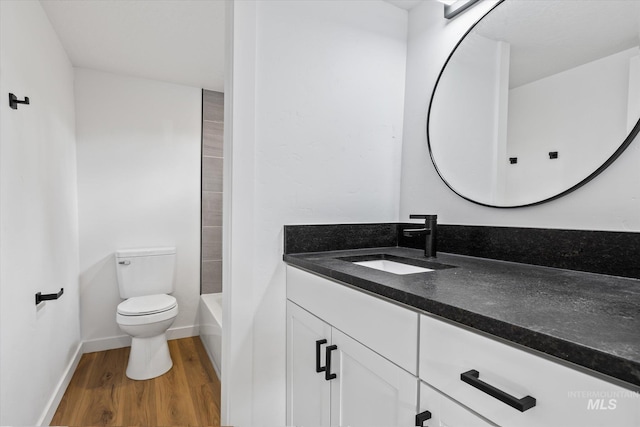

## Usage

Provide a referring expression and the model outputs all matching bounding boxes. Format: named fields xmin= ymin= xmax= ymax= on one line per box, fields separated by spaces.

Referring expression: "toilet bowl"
xmin=116 ymin=294 xmax=178 ymax=380
xmin=115 ymin=247 xmax=178 ymax=380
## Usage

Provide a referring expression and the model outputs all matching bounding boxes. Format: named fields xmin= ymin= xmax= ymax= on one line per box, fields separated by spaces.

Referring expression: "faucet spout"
xmin=408 ymin=214 xmax=437 ymax=258
xmin=403 ymin=228 xmax=429 ymax=237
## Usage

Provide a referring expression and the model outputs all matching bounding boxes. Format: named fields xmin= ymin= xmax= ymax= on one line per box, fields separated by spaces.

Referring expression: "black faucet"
xmin=403 ymin=214 xmax=437 ymax=258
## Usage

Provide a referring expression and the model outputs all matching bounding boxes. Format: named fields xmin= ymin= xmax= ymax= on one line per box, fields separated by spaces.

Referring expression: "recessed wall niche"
xmin=201 ymin=90 xmax=224 ymax=294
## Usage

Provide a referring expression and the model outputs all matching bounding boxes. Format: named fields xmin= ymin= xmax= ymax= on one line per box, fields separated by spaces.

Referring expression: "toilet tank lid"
xmin=116 ymin=247 xmax=176 ymax=257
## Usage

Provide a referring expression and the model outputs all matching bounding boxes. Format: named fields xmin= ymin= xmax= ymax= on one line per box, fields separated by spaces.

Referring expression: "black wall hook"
xmin=35 ymin=288 xmax=64 ymax=305
xmin=9 ymin=93 xmax=30 ymax=110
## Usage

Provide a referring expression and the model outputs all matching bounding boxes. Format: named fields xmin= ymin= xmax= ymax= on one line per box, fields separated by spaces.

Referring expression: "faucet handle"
xmin=410 ymin=214 xmax=437 ymax=220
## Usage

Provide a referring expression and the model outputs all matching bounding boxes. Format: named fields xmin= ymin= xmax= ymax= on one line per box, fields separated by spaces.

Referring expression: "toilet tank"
xmin=115 ymin=247 xmax=176 ymax=298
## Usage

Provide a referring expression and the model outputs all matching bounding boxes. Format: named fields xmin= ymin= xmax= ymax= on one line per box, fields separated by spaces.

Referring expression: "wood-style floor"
xmin=50 ymin=336 xmax=221 ymax=426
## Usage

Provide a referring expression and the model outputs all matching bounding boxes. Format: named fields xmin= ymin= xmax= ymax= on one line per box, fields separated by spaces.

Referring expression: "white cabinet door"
xmin=419 ymin=382 xmax=495 ymax=427
xmin=287 ymin=301 xmax=332 ymax=426
xmin=330 ymin=328 xmax=418 ymax=427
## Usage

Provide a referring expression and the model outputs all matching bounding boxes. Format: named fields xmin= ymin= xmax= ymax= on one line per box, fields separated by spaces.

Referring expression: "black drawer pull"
xmin=325 ymin=345 xmax=337 ymax=381
xmin=415 ymin=410 xmax=432 ymax=426
xmin=461 ymin=369 xmax=536 ymax=412
xmin=315 ymin=339 xmax=327 ymax=373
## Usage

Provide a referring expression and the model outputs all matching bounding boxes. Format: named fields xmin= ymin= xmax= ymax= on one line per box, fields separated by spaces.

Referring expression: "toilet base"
xmin=126 ymin=333 xmax=173 ymax=380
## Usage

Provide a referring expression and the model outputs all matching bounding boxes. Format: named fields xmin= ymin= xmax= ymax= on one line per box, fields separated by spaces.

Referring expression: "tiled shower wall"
xmin=201 ymin=90 xmax=224 ymax=294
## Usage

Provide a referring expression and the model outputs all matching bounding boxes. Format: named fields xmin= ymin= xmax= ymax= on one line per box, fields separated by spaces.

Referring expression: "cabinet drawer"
xmin=419 ymin=381 xmax=494 ymax=427
xmin=419 ymin=314 xmax=640 ymax=427
xmin=287 ymin=266 xmax=418 ymax=374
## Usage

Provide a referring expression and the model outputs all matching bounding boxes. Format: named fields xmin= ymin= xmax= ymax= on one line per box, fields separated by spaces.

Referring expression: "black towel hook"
xmin=9 ymin=93 xmax=30 ymax=110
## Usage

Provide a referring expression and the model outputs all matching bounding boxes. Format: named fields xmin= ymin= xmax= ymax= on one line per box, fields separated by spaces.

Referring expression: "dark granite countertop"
xmin=284 ymin=247 xmax=640 ymax=389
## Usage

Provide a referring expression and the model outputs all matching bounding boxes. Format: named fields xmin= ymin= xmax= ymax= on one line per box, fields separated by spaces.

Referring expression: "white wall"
xmin=74 ymin=69 xmax=201 ymax=351
xmin=627 ymin=53 xmax=640 ymax=133
xmin=0 ymin=1 xmax=81 ymax=425
xmin=400 ymin=0 xmax=640 ymax=231
xmin=224 ymin=1 xmax=407 ymax=424
xmin=430 ymin=33 xmax=510 ymax=204
xmin=506 ymin=47 xmax=638 ymax=205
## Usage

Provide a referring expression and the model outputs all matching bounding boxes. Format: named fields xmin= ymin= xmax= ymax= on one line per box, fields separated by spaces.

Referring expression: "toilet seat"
xmin=116 ymin=294 xmax=178 ymax=327
xmin=117 ymin=294 xmax=177 ymax=316
xmin=116 ymin=304 xmax=178 ymax=326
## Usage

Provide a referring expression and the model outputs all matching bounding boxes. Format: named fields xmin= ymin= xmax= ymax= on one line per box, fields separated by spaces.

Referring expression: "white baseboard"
xmin=82 ymin=324 xmax=199 ymax=354
xmin=167 ymin=324 xmax=199 ymax=340
xmin=37 ymin=341 xmax=83 ymax=426
xmin=82 ymin=334 xmax=131 ymax=353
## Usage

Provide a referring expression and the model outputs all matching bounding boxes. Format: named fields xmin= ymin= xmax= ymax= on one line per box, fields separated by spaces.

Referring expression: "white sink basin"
xmin=353 ymin=260 xmax=434 ymax=275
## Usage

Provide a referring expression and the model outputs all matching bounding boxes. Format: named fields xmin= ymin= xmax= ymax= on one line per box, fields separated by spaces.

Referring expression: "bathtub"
xmin=199 ymin=293 xmax=222 ymax=378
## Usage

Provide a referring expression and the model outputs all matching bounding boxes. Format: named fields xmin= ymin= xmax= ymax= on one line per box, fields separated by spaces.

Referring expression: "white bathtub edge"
xmin=199 ymin=293 xmax=223 ymax=378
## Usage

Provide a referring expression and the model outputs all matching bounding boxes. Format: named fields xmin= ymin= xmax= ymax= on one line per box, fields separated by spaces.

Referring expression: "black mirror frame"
xmin=426 ymin=0 xmax=640 ymax=209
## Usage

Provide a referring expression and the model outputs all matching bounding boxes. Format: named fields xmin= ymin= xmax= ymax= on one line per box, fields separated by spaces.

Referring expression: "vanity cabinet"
xmin=286 ymin=301 xmax=417 ymax=426
xmin=286 ymin=265 xmax=640 ymax=427
xmin=286 ymin=266 xmax=418 ymax=426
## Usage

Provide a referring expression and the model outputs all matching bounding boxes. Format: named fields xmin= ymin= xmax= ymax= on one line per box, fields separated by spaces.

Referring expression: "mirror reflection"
xmin=428 ymin=0 xmax=640 ymax=207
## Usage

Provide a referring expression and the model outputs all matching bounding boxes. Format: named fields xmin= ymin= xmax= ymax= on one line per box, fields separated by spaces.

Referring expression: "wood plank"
xmin=50 ymin=352 xmax=97 ymax=426
xmin=121 ymin=375 xmax=157 ymax=426
xmin=194 ymin=336 xmax=221 ymax=391
xmin=154 ymin=340 xmax=200 ymax=426
xmin=190 ymin=382 xmax=221 ymax=426
xmin=77 ymin=347 xmax=128 ymax=425
xmin=50 ymin=337 xmax=220 ymax=427
xmin=183 ymin=337 xmax=222 ymax=426
xmin=178 ymin=336 xmax=217 ymax=387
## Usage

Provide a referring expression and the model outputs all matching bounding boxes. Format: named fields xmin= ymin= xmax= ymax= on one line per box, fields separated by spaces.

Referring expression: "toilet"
xmin=115 ymin=247 xmax=178 ymax=380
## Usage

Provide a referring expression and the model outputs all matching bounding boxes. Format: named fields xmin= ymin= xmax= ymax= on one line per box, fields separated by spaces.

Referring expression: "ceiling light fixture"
xmin=439 ymin=0 xmax=482 ymax=19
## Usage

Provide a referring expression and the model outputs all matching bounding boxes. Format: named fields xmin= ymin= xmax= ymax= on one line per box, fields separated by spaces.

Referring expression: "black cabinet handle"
xmin=325 ymin=345 xmax=337 ymax=381
xmin=415 ymin=410 xmax=432 ymax=426
xmin=461 ymin=369 xmax=536 ymax=412
xmin=315 ymin=339 xmax=327 ymax=373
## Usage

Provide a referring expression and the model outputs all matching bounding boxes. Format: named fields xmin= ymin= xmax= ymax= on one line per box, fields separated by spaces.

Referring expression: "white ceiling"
xmin=474 ymin=0 xmax=640 ymax=88
xmin=384 ymin=0 xmax=423 ymax=11
xmin=40 ymin=0 xmax=225 ymax=91
xmin=41 ymin=0 xmax=638 ymax=92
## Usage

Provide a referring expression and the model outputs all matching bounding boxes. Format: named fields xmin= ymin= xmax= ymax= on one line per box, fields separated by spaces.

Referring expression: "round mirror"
xmin=428 ymin=0 xmax=640 ymax=207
